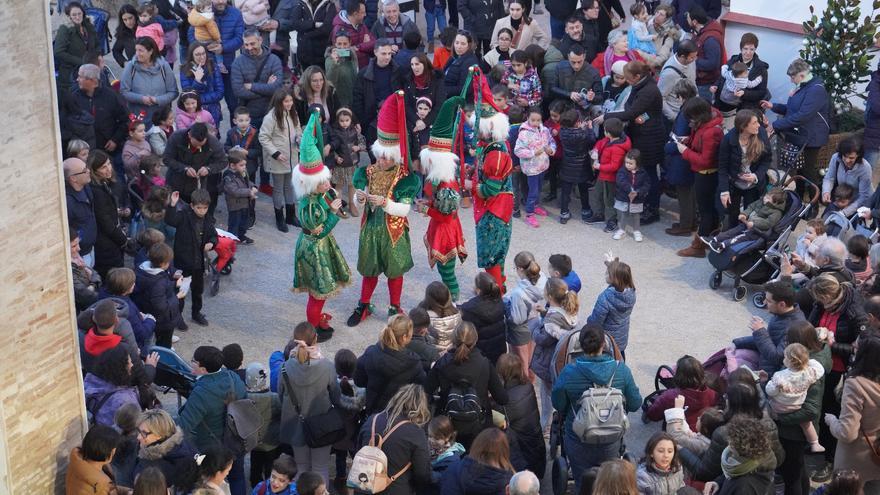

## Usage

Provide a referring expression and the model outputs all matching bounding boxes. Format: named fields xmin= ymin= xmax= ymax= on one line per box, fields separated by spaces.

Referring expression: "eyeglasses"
xmin=137 ymin=428 xmax=152 ymax=438
xmin=70 ymin=170 xmax=89 ymax=177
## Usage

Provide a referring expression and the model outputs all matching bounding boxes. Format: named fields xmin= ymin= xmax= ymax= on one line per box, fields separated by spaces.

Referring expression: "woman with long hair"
xmin=496 ymin=353 xmax=546 ymax=477
xmin=592 ymin=459 xmax=638 ymax=495
xmin=259 ymin=87 xmax=302 ymax=231
xmin=87 ymin=150 xmax=130 ymax=279
xmin=402 ymin=53 xmax=445 ymax=140
xmin=490 ymin=0 xmax=549 ymax=52
xmin=294 ymin=66 xmax=340 ymax=126
xmin=180 ymin=41 xmax=225 ymax=127
xmin=83 ymin=346 xmax=141 ymax=427
xmin=113 ymin=4 xmax=139 ymax=67
xmin=717 ymin=109 xmax=772 ymax=228
xmin=440 ymin=428 xmax=515 ymax=494
xmin=444 ymin=31 xmax=480 ymax=97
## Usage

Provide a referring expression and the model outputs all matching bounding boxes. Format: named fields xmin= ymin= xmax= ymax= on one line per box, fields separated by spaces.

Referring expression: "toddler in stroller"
xmin=702 ymin=188 xmax=787 ymax=253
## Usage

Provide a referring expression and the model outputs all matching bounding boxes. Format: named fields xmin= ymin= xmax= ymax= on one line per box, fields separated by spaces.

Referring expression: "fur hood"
xmin=138 ymin=427 xmax=185 ymax=460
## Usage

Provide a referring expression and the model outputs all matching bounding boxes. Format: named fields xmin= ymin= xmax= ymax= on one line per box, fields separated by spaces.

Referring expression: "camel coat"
xmin=490 ymin=16 xmax=550 ymax=51
xmin=827 ymin=375 xmax=880 ymax=482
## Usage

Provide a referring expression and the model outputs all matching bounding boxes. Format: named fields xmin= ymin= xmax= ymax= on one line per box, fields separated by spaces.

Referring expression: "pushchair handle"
xmin=782 ymin=175 xmax=819 ymax=205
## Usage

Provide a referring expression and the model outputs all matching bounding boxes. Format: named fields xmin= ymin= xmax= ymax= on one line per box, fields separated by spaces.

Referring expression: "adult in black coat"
xmin=54 ymin=2 xmax=99 ymax=92
xmin=113 ymin=4 xmax=139 ymax=67
xmin=88 ymin=151 xmax=131 ymax=279
xmin=352 ymin=43 xmax=403 ymax=144
xmin=443 ymin=32 xmax=481 ymax=99
xmin=457 ymin=0 xmax=505 ymax=55
xmin=293 ymin=66 xmax=341 ymax=125
xmin=133 ymin=410 xmax=199 ymax=491
xmin=425 ymin=323 xmax=509 ymax=449
xmin=355 ymin=319 xmax=427 ymax=415
xmin=546 ymin=0 xmax=578 ymax=41
xmin=594 ymin=0 xmax=625 ymax=53
xmin=287 ymin=0 xmax=338 ymax=70
xmin=162 ymin=124 xmax=227 ymax=216
xmin=711 ymin=33 xmax=769 ymax=114
xmin=401 ymin=56 xmax=445 ymax=131
xmin=602 ymin=61 xmax=665 ymax=222
xmin=459 ymin=274 xmax=507 ymax=365
xmin=71 ymin=65 xmax=129 ymax=154
xmin=717 ymin=110 xmax=772 ymax=228
xmin=496 ymin=353 xmax=546 ymax=478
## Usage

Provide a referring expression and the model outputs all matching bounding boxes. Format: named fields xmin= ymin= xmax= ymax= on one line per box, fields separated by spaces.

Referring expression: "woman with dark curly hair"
xmin=703 ymin=416 xmax=776 ymax=494
xmin=83 ymin=346 xmax=141 ymax=427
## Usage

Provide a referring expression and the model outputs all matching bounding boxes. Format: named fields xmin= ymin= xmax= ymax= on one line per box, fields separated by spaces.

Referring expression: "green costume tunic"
xmin=352 ymin=165 xmax=421 ymax=278
xmin=292 ymin=193 xmax=351 ymax=299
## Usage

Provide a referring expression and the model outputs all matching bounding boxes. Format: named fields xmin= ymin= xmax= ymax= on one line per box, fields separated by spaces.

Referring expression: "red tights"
xmin=306 ymin=296 xmax=327 ymax=329
xmin=485 ymin=265 xmax=506 ymax=294
xmin=360 ymin=276 xmax=404 ymax=307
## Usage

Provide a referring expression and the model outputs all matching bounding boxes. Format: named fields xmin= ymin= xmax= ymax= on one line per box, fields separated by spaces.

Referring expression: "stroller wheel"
xmin=551 ymin=455 xmax=570 ymax=495
xmin=709 ymin=271 xmax=722 ymax=290
xmin=752 ymin=291 xmax=767 ymax=309
xmin=733 ymin=285 xmax=747 ymax=302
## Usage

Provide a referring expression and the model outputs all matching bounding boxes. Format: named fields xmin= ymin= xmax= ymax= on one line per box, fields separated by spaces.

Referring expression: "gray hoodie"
xmin=821 ymin=153 xmax=873 ymax=216
xmin=120 ymin=59 xmax=179 ymax=124
xmin=277 ymin=356 xmax=341 ymax=447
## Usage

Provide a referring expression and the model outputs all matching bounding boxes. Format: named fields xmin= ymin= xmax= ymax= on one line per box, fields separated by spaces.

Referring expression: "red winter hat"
xmin=371 ymin=90 xmax=408 ymax=166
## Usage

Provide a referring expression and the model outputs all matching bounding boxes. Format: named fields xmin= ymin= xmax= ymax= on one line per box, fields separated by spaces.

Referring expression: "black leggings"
xmin=695 ymin=171 xmax=720 ymax=236
xmin=778 ymin=437 xmax=809 ymax=495
xmin=726 ymin=186 xmax=761 ymax=229
xmin=819 ymin=371 xmax=843 ymax=464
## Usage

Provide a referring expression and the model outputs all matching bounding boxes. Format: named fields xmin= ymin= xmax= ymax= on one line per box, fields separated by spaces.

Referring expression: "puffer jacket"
xmin=180 ymin=63 xmax=225 ymax=127
xmin=741 ymin=197 xmax=785 ymax=234
xmin=187 ymin=6 xmax=245 ymax=67
xmin=679 ymin=415 xmax=785 ymax=482
xmin=132 ymin=261 xmax=180 ymax=345
xmin=83 ymin=374 xmax=140 ymax=427
xmin=222 ymin=168 xmax=254 ymax=212
xmin=614 ymin=166 xmax=650 ymax=206
xmin=120 ymin=59 xmax=179 ymax=125
xmin=441 ymin=457 xmax=513 ymax=495
xmin=277 ymin=356 xmax=341 ymax=447
xmin=514 ymin=122 xmax=556 ymax=176
xmin=460 ymin=295 xmax=507 ymax=365
xmin=163 ymin=129 xmax=227 ymax=200
xmin=428 ymin=310 xmax=463 ymax=353
xmin=770 ymin=76 xmax=831 ymax=148
xmin=531 ymin=307 xmax=578 ymax=383
xmin=230 ymin=48 xmax=284 ymax=122
xmin=443 ymin=52 xmax=481 ymax=99
xmin=594 ymin=135 xmax=631 ymax=182
xmin=587 ymin=286 xmax=636 ymax=351
xmin=354 ymin=343 xmax=426 ymax=414
xmin=164 ymin=201 xmax=218 ymax=273
xmin=636 ymin=462 xmax=686 ymax=495
xmin=503 ymin=382 xmax=546 ymax=477
xmin=133 ymin=427 xmax=198 ymax=489
xmin=776 ymin=346 xmax=831 ymax=442
xmin=731 ymin=307 xmax=806 ymax=376
xmin=548 ymin=61 xmax=604 ymax=107
xmin=558 ymin=126 xmax=597 ymax=184
xmin=682 ymin=107 xmax=724 ymax=173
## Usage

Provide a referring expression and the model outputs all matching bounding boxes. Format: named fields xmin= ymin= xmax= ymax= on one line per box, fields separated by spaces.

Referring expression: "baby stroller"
xmin=548 ymin=328 xmax=625 ymax=495
xmin=707 ymin=176 xmax=819 ymax=307
xmin=148 ymin=345 xmax=196 ymax=409
xmin=823 ymin=210 xmax=880 ymax=243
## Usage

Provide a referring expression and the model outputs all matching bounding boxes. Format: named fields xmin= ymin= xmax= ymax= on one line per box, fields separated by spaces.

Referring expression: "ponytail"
xmin=546 ymin=277 xmax=579 ymax=315
xmin=380 ymin=314 xmax=414 ymax=351
xmin=293 ymin=322 xmax=317 ymax=364
xmin=562 ymin=290 xmax=579 ymax=315
xmin=474 ymin=272 xmax=501 ymax=299
xmin=453 ymin=322 xmax=478 ymax=364
xmin=514 ymin=251 xmax=542 ymax=285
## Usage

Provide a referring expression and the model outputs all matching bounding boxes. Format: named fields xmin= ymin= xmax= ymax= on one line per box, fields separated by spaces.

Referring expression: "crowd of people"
xmin=54 ymin=0 xmax=880 ymax=494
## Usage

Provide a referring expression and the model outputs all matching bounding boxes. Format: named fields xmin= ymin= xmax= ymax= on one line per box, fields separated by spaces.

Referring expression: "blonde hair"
xmin=380 ymin=314 xmax=413 ymax=351
xmin=138 ymin=408 xmax=177 ymax=440
xmin=514 ymin=251 xmax=541 ymax=285
xmin=784 ymin=342 xmax=810 ymax=372
xmin=546 ymin=277 xmax=579 ymax=315
xmin=384 ymin=383 xmax=431 ymax=427
xmin=807 ymin=274 xmax=842 ymax=307
xmin=293 ymin=322 xmax=317 ymax=364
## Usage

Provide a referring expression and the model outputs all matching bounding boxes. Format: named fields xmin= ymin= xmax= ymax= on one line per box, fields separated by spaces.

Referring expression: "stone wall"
xmin=0 ymin=0 xmax=88 ymax=493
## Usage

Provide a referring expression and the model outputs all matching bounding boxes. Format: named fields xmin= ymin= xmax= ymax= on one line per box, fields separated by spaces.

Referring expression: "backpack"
xmin=571 ymin=361 xmax=629 ymax=444
xmin=219 ymin=375 xmax=263 ymax=456
xmin=86 ymin=390 xmax=120 ymax=426
xmin=444 ymin=379 xmax=483 ymax=425
xmin=347 ymin=415 xmax=412 ymax=494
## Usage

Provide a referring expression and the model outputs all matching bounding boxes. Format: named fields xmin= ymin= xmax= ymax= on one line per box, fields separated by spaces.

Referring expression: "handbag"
xmin=599 ymin=1 xmax=621 ymax=29
xmin=776 ymin=136 xmax=805 ymax=172
xmin=864 ymin=430 xmax=880 ymax=467
xmin=281 ymin=367 xmax=347 ymax=448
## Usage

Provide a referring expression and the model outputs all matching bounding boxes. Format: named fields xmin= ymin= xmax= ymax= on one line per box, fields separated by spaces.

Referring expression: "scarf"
xmin=293 ymin=340 xmax=324 ymax=361
xmin=720 ymin=447 xmax=773 ymax=479
xmin=414 ymin=72 xmax=430 ymax=89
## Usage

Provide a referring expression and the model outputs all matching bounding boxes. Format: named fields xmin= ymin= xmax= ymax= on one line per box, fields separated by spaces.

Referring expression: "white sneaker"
xmin=172 ymin=335 xmax=180 ymax=343
xmin=633 ymin=231 xmax=643 ymax=242
xmin=612 ymin=229 xmax=626 ymax=240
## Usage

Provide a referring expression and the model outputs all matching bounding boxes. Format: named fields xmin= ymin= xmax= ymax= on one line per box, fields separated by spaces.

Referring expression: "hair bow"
xmin=128 ymin=110 xmax=146 ymax=123
xmin=194 ymin=454 xmax=206 ymax=466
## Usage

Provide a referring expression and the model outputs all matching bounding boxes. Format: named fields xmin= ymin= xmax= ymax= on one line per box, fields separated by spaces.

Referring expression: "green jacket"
xmin=54 ymin=22 xmax=98 ymax=91
xmin=177 ymin=369 xmax=247 ymax=450
xmin=775 ymin=345 xmax=832 ymax=442
xmin=742 ymin=198 xmax=785 ymax=233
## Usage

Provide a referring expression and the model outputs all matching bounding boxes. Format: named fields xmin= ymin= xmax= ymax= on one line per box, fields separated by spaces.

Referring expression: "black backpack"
xmin=444 ymin=380 xmax=482 ymax=424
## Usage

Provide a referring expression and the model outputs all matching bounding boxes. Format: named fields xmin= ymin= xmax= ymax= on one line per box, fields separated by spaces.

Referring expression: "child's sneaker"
xmin=513 ymin=209 xmax=521 ymax=218
xmin=612 ymin=229 xmax=626 ymax=240
xmin=700 ymin=236 xmax=722 ymax=253
xmin=560 ymin=211 xmax=571 ymax=224
xmin=603 ymin=220 xmax=618 ymax=233
xmin=534 ymin=206 xmax=548 ymax=216
xmin=633 ymin=231 xmax=643 ymax=242
xmin=525 ymin=214 xmax=539 ymax=228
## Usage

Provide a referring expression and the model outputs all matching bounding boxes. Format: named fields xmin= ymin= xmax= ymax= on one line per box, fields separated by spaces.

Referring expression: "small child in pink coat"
xmin=514 ymin=107 xmax=556 ymax=228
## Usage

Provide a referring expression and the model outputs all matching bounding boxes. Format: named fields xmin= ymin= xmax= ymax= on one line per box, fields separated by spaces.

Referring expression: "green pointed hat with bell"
xmin=425 ymin=96 xmax=466 ymax=154
xmin=420 ymin=96 xmax=465 ymax=184
xmin=293 ymin=108 xmax=331 ymax=197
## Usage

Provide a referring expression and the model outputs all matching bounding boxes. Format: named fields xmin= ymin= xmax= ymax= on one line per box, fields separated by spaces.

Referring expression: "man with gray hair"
xmin=71 ymin=64 xmax=129 ymax=157
xmin=507 ymin=470 xmax=540 ymax=495
xmin=370 ymin=0 xmax=419 ymax=52
xmin=64 ymin=158 xmax=98 ymax=267
xmin=784 ymin=236 xmax=854 ymax=315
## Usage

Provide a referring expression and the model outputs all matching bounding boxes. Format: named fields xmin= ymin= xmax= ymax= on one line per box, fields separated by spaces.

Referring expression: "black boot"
xmin=274 ymin=208 xmax=288 ymax=232
xmin=285 ymin=204 xmax=301 ymax=227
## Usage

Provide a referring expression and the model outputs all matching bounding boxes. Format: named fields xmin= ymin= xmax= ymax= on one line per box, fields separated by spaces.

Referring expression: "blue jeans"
xmin=550 ymin=15 xmax=565 ymax=40
xmin=228 ymin=208 xmax=248 ymax=239
xmin=425 ymin=6 xmax=448 ymax=41
xmin=564 ymin=429 xmax=621 ymax=493
xmin=526 ymin=172 xmax=544 ymax=214
xmin=228 ymin=453 xmax=246 ymax=495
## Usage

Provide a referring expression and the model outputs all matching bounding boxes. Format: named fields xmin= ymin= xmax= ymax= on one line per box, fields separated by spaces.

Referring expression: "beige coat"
xmin=828 ymin=375 xmax=880 ymax=482
xmin=65 ymin=448 xmax=114 ymax=495
xmin=490 ymin=16 xmax=549 ymax=51
xmin=259 ymin=110 xmax=301 ymax=174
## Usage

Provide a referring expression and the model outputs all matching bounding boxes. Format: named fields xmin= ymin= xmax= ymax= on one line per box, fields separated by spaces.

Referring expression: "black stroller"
xmin=707 ymin=176 xmax=819 ymax=307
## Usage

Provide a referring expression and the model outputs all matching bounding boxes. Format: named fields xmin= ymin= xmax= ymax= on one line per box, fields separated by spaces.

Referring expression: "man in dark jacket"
xmin=731 ymin=281 xmax=806 ymax=375
xmin=282 ymin=0 xmax=338 ymax=70
xmin=572 ymin=1 xmax=602 ymax=58
xmin=353 ymin=40 xmax=402 ymax=144
xmin=547 ymin=45 xmax=604 ymax=113
xmin=671 ymin=0 xmax=720 ymax=29
xmin=163 ymin=123 xmax=227 ymax=216
xmin=688 ymin=6 xmax=723 ymax=101
xmin=370 ymin=0 xmax=419 ymax=51
xmin=65 ymin=157 xmax=98 ymax=265
xmin=231 ymin=30 xmax=284 ymax=129
xmin=558 ymin=14 xmax=596 ymax=61
xmin=458 ymin=0 xmax=505 ymax=55
xmin=72 ymin=64 xmax=128 ymax=157
xmin=189 ymin=0 xmax=245 ymax=122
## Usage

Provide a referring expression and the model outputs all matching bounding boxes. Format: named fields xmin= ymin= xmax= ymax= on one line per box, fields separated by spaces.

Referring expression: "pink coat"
xmin=175 ymin=109 xmax=216 ymax=133
xmin=514 ymin=122 xmax=556 ymax=176
xmin=135 ymin=22 xmax=165 ymax=52
xmin=122 ymin=139 xmax=152 ymax=179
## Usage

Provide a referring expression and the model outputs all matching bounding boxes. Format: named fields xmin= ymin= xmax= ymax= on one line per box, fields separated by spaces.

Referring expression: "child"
xmin=601 ymin=61 xmax=631 ymax=114
xmin=665 ymin=398 xmax=725 ymax=453
xmin=491 ymin=84 xmax=510 ymax=114
xmin=406 ymin=306 xmax=439 ymax=371
xmin=419 ymin=282 xmax=462 ymax=353
xmin=329 ymin=108 xmax=366 ymax=218
xmin=189 ymin=0 xmax=225 ymax=72
xmin=423 ymin=0 xmax=447 ymax=52
xmin=548 ymin=253 xmax=581 ymax=293
xmin=703 ymin=188 xmax=787 ymax=252
xmin=501 ymin=51 xmax=542 ymax=109
xmin=718 ymin=62 xmax=763 ymax=107
xmin=325 ymin=31 xmax=358 ymax=109
xmin=141 ymin=187 xmax=176 ymax=244
xmin=846 ymin=234 xmax=873 ymax=283
xmin=459 ymin=104 xmax=477 ymax=209
xmin=235 ymin=0 xmax=272 ymax=32
xmin=225 ymin=106 xmax=263 ymax=186
xmin=507 ymin=105 xmax=526 ymax=218
xmin=796 ymin=219 xmax=827 ymax=268
xmin=531 ymin=278 xmax=579 ymax=432
xmin=427 ymin=415 xmax=466 ymax=495
xmin=223 ymin=343 xmax=246 ymax=382
xmin=504 ymin=251 xmax=547 ymax=381
xmin=135 ymin=3 xmax=165 ymax=53
xmin=635 ymin=432 xmax=685 ymax=494
xmin=765 ymin=343 xmax=826 ymax=452
xmin=132 ymin=242 xmax=182 ymax=347
xmin=245 ymin=362 xmax=284 ymax=488
xmin=138 ymin=154 xmax=166 ymax=199
xmin=515 ymin=107 xmax=556 ymax=228
xmin=587 ymin=117 xmax=630 ymax=230
xmin=111 ymin=403 xmax=141 ymax=488
xmin=223 ymin=148 xmax=258 ymax=244
xmin=557 ymin=109 xmax=597 ymax=224
xmin=67 ymin=139 xmax=91 ymax=161
xmin=176 ymin=91 xmax=217 ymax=134
xmin=165 ymin=189 xmax=217 ymax=327
xmin=413 ymin=97 xmax=434 ymax=151
xmin=643 ymin=355 xmax=718 ymax=430
xmin=295 ymin=472 xmax=327 ymax=495
xmin=433 ymin=26 xmax=457 ymax=70
xmin=250 ymin=454 xmax=297 ymax=495
xmin=587 ymin=256 xmax=636 ymax=356
xmin=628 ymin=3 xmax=657 ymax=55
xmin=823 ymin=183 xmax=856 ymax=237
xmin=332 ymin=349 xmax=365 ymax=484
xmin=613 ymin=149 xmax=650 ymax=242
xmin=147 ymin=105 xmax=175 ymax=155
xmin=543 ymin=100 xmax=566 ymax=203
xmin=123 ymin=117 xmax=151 ymax=180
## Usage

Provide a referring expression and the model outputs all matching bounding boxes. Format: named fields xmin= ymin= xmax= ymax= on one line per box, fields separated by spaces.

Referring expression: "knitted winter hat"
xmin=371 ymin=90 xmax=409 ymax=166
xmin=293 ymin=108 xmax=331 ymax=197
xmin=611 ymin=60 xmax=627 ymax=76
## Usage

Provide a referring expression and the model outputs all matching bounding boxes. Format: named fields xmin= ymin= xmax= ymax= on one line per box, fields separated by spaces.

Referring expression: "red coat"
xmin=423 ymin=180 xmax=467 ymax=266
xmin=544 ymin=119 xmax=563 ymax=159
xmin=645 ymin=386 xmax=719 ymax=432
xmin=593 ymin=136 xmax=632 ymax=182
xmin=681 ymin=108 xmax=724 ymax=173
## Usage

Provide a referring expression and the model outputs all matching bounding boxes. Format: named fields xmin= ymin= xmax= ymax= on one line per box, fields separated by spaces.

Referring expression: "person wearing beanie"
xmin=291 ymin=109 xmax=352 ymax=341
xmin=418 ymin=96 xmax=470 ymax=301
xmin=346 ymin=91 xmax=422 ymax=327
xmin=466 ymin=67 xmax=514 ymax=293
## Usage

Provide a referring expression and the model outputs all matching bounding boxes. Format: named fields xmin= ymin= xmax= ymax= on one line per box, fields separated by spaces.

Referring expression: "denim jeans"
xmin=425 ymin=6 xmax=448 ymax=41
xmin=228 ymin=453 xmax=246 ymax=495
xmin=564 ymin=429 xmax=621 ymax=493
xmin=525 ymin=172 xmax=544 ymax=213
xmin=228 ymin=208 xmax=248 ymax=239
xmin=549 ymin=15 xmax=565 ymax=39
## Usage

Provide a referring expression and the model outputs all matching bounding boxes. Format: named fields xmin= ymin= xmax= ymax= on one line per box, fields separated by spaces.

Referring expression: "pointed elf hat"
xmin=467 ymin=66 xmax=509 ymax=143
xmin=293 ymin=108 xmax=331 ymax=197
xmin=370 ymin=90 xmax=409 ymax=167
xmin=420 ymin=96 xmax=465 ymax=184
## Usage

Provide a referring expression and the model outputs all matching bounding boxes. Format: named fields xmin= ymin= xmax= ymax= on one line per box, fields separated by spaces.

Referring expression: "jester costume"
xmin=292 ymin=109 xmax=351 ymax=340
xmin=420 ymin=96 xmax=469 ymax=300
xmin=347 ymin=91 xmax=421 ymax=327
xmin=468 ymin=67 xmax=514 ymax=291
